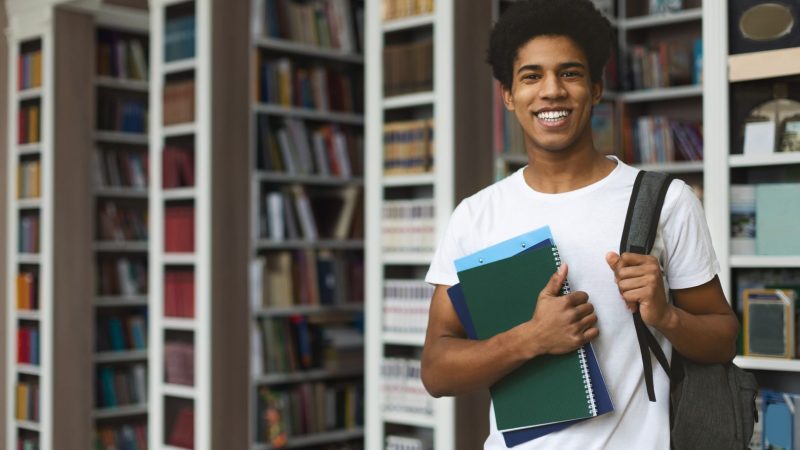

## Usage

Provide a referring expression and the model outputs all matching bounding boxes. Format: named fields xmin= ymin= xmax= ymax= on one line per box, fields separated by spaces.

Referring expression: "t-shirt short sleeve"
xmin=661 ymin=183 xmax=721 ymax=290
xmin=424 ymin=200 xmax=472 ymax=287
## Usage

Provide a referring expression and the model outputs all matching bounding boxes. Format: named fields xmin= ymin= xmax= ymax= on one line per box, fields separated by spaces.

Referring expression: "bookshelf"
xmin=703 ymin=1 xmax=800 ymax=390
xmin=248 ymin=0 xmax=367 ymax=448
xmin=365 ymin=1 xmax=494 ymax=449
xmin=149 ymin=0 xmax=249 ymax=449
xmin=5 ymin=5 xmax=95 ymax=450
xmin=91 ymin=6 xmax=151 ymax=448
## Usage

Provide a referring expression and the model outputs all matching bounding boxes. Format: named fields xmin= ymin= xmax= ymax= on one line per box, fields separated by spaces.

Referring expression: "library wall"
xmin=52 ymin=7 xmax=94 ymax=450
xmin=0 ymin=1 xmax=7 ymax=447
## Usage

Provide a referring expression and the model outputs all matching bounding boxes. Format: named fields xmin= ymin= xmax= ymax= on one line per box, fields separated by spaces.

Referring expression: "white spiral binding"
xmin=553 ymin=245 xmax=596 ymax=416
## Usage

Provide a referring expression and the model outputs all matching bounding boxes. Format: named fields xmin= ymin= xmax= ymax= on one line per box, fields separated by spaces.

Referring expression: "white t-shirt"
xmin=424 ymin=157 xmax=720 ymax=450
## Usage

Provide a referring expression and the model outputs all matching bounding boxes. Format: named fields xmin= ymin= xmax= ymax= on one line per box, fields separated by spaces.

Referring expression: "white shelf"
xmin=17 ymin=198 xmax=41 ymax=209
xmin=95 ymin=295 xmax=148 ymax=307
xmin=382 ymin=331 xmax=425 ymax=347
xmin=94 ymin=349 xmax=148 ymax=363
xmin=633 ymin=161 xmax=704 ymax=173
xmin=382 ymin=14 xmax=435 ymax=32
xmin=256 ymin=239 xmax=364 ymax=250
xmin=162 ymin=187 xmax=196 ymax=200
xmin=618 ymin=84 xmax=702 ymax=103
xmin=94 ymin=130 xmax=149 ymax=145
xmin=17 ymin=364 xmax=41 ymax=376
xmin=161 ymin=317 xmax=196 ymax=331
xmin=255 ymin=172 xmax=363 ymax=186
xmin=17 ymin=254 xmax=41 ymax=264
xmin=254 ymin=37 xmax=363 ymax=64
xmin=252 ymin=428 xmax=364 ymax=450
xmin=94 ymin=187 xmax=149 ymax=198
xmin=382 ymin=411 xmax=435 ymax=428
xmin=163 ymin=58 xmax=196 ymax=74
xmin=92 ymin=403 xmax=149 ymax=419
xmin=162 ymin=253 xmax=196 ymax=265
xmin=16 ymin=420 xmax=41 ymax=432
xmin=162 ymin=122 xmax=197 ymax=137
xmin=93 ymin=241 xmax=149 ymax=252
xmin=95 ymin=76 xmax=149 ymax=92
xmin=620 ymin=8 xmax=703 ymax=30
xmin=17 ymin=143 xmax=41 ymax=155
xmin=730 ymin=255 xmax=800 ymax=268
xmin=382 ymin=253 xmax=434 ymax=266
xmin=254 ymin=367 xmax=363 ymax=385
xmin=729 ymin=152 xmax=800 ymax=168
xmin=383 ymin=91 xmax=435 ymax=110
xmin=729 ymin=47 xmax=800 ymax=83
xmin=253 ymin=103 xmax=364 ymax=125
xmin=382 ymin=173 xmax=436 ymax=187
xmin=16 ymin=310 xmax=41 ymax=321
xmin=734 ymin=356 xmax=800 ymax=372
xmin=17 ymin=87 xmax=43 ymax=100
xmin=162 ymin=383 xmax=196 ymax=399
xmin=253 ymin=303 xmax=363 ymax=317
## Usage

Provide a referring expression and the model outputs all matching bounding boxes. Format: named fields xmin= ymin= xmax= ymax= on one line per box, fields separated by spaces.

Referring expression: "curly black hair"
xmin=487 ymin=0 xmax=614 ymax=90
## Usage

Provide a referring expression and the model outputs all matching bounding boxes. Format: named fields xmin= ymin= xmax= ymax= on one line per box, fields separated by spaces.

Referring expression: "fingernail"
xmin=558 ymin=265 xmax=564 ymax=275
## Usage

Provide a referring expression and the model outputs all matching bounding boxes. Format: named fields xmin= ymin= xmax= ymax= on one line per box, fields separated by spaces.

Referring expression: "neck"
xmin=522 ymin=138 xmax=616 ymax=194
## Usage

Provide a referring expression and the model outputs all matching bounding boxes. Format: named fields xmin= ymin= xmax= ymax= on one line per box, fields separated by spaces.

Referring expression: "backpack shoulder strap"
xmin=620 ymin=170 xmax=674 ymax=402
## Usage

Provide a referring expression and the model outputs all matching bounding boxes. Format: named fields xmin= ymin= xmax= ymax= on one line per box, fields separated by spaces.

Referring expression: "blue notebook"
xmin=448 ymin=226 xmax=613 ymax=446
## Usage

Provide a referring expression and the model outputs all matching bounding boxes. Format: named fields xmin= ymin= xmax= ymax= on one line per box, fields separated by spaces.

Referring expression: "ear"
xmin=502 ymin=85 xmax=515 ymax=111
xmin=591 ymin=79 xmax=604 ymax=106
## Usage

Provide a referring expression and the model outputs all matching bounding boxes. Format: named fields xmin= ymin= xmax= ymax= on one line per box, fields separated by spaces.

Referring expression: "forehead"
xmin=513 ymin=35 xmax=589 ymax=69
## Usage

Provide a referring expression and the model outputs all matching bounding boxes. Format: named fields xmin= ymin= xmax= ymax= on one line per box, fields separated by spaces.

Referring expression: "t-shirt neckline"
xmin=513 ymin=155 xmax=623 ymax=200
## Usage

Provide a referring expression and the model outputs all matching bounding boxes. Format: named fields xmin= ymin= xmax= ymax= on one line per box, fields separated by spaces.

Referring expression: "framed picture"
xmin=779 ymin=115 xmax=800 ymax=152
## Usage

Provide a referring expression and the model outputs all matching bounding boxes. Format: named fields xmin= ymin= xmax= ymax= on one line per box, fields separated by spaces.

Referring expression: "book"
xmin=755 ymin=183 xmax=800 ymax=255
xmin=743 ymin=289 xmax=796 ymax=358
xmin=452 ymin=226 xmax=611 ymax=432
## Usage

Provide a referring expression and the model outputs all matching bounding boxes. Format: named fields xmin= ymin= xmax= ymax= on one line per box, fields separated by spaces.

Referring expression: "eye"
xmin=561 ymin=71 xmax=583 ymax=78
xmin=521 ymin=73 xmax=541 ymax=81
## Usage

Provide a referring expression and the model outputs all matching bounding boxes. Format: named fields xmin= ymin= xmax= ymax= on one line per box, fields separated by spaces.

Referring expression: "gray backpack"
xmin=622 ymin=170 xmax=759 ymax=450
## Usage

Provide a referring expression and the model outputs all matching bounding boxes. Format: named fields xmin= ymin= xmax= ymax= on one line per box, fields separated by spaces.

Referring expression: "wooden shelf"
xmin=93 ymin=241 xmax=149 ymax=252
xmin=255 ymin=171 xmax=363 ymax=186
xmin=254 ymin=37 xmax=363 ymax=63
xmin=163 ymin=57 xmax=196 ymax=75
xmin=256 ymin=239 xmax=364 ymax=250
xmin=383 ymin=91 xmax=435 ymax=110
xmin=254 ymin=367 xmax=363 ymax=385
xmin=16 ymin=420 xmax=41 ymax=432
xmin=17 ymin=364 xmax=41 ymax=376
xmin=253 ymin=103 xmax=364 ymax=125
xmin=253 ymin=303 xmax=363 ymax=317
xmin=17 ymin=198 xmax=42 ymax=209
xmin=382 ymin=331 xmax=425 ymax=347
xmin=17 ymin=254 xmax=41 ymax=264
xmin=382 ymin=173 xmax=436 ymax=187
xmin=729 ymin=47 xmax=800 ymax=82
xmin=734 ymin=356 xmax=800 ymax=372
xmin=729 ymin=152 xmax=800 ymax=168
xmin=730 ymin=255 xmax=800 ymax=268
xmin=252 ymin=428 xmax=364 ymax=450
xmin=95 ymin=295 xmax=148 ymax=307
xmin=163 ymin=122 xmax=197 ymax=137
xmin=94 ymin=187 xmax=149 ymax=198
xmin=162 ymin=383 xmax=196 ymax=399
xmin=92 ymin=403 xmax=148 ymax=419
xmin=95 ymin=76 xmax=149 ymax=91
xmin=17 ymin=143 xmax=41 ymax=155
xmin=16 ymin=310 xmax=41 ymax=321
xmin=382 ymin=14 xmax=435 ymax=32
xmin=632 ymin=161 xmax=704 ymax=173
xmin=94 ymin=349 xmax=148 ymax=363
xmin=162 ymin=253 xmax=197 ymax=265
xmin=17 ymin=87 xmax=43 ymax=100
xmin=618 ymin=84 xmax=702 ymax=103
xmin=162 ymin=187 xmax=196 ymax=200
xmin=620 ymin=8 xmax=702 ymax=29
xmin=94 ymin=130 xmax=148 ymax=145
xmin=162 ymin=317 xmax=196 ymax=331
xmin=382 ymin=253 xmax=434 ymax=266
xmin=382 ymin=411 xmax=435 ymax=428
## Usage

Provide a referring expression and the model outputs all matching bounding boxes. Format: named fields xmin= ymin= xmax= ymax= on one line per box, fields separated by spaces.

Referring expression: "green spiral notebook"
xmin=456 ymin=233 xmax=599 ymax=431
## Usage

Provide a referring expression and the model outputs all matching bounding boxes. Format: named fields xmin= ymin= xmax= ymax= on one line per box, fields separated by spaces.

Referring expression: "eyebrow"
xmin=516 ymin=61 xmax=586 ymax=74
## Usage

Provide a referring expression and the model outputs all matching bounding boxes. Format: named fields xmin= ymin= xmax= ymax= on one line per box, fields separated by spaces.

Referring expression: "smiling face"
xmin=503 ymin=35 xmax=603 ymax=156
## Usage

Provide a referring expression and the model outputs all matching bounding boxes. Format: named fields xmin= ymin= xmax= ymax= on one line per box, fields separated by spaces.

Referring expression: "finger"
xmin=542 ymin=263 xmax=569 ymax=297
xmin=583 ymin=326 xmax=600 ymax=342
xmin=605 ymin=251 xmax=621 ymax=273
xmin=621 ymin=287 xmax=650 ymax=304
xmin=615 ymin=263 xmax=661 ymax=281
xmin=620 ymin=252 xmax=657 ymax=266
xmin=577 ymin=312 xmax=598 ymax=330
xmin=564 ymin=290 xmax=589 ymax=306
xmin=617 ymin=276 xmax=650 ymax=293
xmin=625 ymin=301 xmax=639 ymax=312
xmin=573 ymin=302 xmax=595 ymax=318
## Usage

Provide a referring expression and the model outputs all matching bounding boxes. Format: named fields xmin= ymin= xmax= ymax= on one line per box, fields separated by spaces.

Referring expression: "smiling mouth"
xmin=535 ymin=110 xmax=571 ymax=122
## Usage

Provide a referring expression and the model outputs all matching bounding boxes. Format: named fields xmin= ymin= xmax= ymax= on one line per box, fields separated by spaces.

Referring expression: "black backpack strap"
xmin=620 ymin=170 xmax=674 ymax=402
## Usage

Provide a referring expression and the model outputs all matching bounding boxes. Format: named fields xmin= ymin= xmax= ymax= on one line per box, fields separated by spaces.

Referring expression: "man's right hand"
xmin=526 ymin=263 xmax=599 ymax=356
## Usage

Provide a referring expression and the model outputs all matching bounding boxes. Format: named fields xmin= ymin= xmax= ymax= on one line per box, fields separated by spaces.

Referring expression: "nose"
xmin=539 ymin=73 xmax=567 ymax=99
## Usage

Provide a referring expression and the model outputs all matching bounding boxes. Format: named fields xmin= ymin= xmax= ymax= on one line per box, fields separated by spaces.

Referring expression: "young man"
xmin=420 ymin=0 xmax=739 ymax=448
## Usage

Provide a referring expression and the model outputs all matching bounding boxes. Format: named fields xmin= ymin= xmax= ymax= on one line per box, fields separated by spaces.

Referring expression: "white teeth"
xmin=536 ymin=110 xmax=570 ymax=120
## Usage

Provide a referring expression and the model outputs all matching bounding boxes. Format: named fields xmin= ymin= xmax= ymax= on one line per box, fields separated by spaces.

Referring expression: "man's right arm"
xmin=420 ymin=264 xmax=599 ymax=397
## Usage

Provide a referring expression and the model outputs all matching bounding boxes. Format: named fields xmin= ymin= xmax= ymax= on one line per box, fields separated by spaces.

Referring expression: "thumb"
xmin=606 ymin=251 xmax=621 ymax=270
xmin=543 ymin=263 xmax=568 ymax=297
